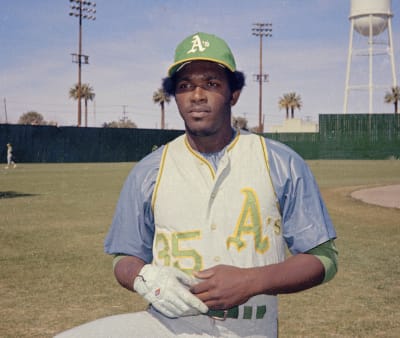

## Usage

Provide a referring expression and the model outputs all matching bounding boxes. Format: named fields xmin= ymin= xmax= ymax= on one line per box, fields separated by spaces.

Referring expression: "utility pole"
xmin=121 ymin=105 xmax=128 ymax=123
xmin=3 ymin=98 xmax=7 ymax=123
xmin=252 ymin=22 xmax=272 ymax=133
xmin=69 ymin=0 xmax=96 ymax=127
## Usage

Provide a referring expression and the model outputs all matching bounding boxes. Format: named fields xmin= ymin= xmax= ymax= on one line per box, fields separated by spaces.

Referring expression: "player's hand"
xmin=133 ymin=264 xmax=208 ymax=318
xmin=190 ymin=265 xmax=253 ymax=310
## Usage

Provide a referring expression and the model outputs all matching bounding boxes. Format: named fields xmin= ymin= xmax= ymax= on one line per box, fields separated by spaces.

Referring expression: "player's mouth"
xmin=189 ymin=107 xmax=211 ymax=117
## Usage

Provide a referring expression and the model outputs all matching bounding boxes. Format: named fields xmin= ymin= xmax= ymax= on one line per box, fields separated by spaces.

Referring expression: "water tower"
xmin=343 ymin=0 xmax=397 ymax=114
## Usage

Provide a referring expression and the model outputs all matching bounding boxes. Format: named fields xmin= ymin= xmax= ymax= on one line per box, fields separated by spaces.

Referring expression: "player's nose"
xmin=190 ymin=85 xmax=207 ymax=103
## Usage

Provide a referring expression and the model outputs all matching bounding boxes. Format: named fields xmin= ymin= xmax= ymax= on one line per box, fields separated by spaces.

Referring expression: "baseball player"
xmin=56 ymin=32 xmax=338 ymax=337
xmin=5 ymin=143 xmax=16 ymax=169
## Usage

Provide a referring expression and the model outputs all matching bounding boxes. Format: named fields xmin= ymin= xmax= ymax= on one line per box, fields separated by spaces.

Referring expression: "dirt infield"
xmin=351 ymin=184 xmax=400 ymax=209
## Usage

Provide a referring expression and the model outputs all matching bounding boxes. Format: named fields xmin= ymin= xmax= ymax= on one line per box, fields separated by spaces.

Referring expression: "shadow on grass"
xmin=0 ymin=191 xmax=38 ymax=199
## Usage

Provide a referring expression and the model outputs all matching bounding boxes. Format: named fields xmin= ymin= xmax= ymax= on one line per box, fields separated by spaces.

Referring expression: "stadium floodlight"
xmin=252 ymin=22 xmax=272 ymax=133
xmin=69 ymin=0 xmax=96 ymax=127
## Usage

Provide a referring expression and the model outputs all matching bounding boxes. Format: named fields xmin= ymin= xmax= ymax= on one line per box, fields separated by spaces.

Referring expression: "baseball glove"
xmin=133 ymin=264 xmax=208 ymax=318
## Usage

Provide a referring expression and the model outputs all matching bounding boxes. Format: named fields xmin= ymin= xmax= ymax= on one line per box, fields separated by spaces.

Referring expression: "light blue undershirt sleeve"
xmin=265 ymin=138 xmax=337 ymax=255
xmin=104 ymin=147 xmax=163 ymax=263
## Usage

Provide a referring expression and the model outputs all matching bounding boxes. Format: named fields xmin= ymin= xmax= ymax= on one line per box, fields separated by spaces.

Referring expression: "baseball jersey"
xmin=7 ymin=145 xmax=13 ymax=161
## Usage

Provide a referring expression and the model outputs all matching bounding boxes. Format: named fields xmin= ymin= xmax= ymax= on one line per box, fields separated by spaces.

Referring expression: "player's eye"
xmin=176 ymin=82 xmax=193 ymax=91
xmin=206 ymin=80 xmax=223 ymax=90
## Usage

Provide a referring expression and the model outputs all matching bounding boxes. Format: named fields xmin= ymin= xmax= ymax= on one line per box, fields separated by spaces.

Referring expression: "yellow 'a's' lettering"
xmin=226 ymin=188 xmax=269 ymax=253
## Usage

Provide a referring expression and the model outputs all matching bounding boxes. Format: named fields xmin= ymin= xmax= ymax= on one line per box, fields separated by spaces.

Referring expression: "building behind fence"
xmin=1 ymin=114 xmax=399 ymax=163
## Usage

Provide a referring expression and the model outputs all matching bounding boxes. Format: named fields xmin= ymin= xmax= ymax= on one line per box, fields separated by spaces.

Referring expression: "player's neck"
xmin=185 ymin=127 xmax=234 ymax=154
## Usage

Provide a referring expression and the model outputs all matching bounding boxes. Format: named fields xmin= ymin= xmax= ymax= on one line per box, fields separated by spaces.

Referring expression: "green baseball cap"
xmin=167 ymin=32 xmax=236 ymax=76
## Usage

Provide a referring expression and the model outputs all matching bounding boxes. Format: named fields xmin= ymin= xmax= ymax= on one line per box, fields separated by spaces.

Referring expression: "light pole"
xmin=69 ymin=0 xmax=96 ymax=127
xmin=252 ymin=23 xmax=272 ymax=133
xmin=3 ymin=98 xmax=7 ymax=124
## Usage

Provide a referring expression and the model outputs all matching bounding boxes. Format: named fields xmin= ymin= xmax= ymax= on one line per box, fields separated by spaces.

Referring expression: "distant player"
xmin=57 ymin=32 xmax=338 ymax=337
xmin=5 ymin=143 xmax=16 ymax=169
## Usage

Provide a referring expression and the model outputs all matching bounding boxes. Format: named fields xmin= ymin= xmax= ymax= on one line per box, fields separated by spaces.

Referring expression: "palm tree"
xmin=278 ymin=93 xmax=291 ymax=119
xmin=69 ymin=83 xmax=96 ymax=127
xmin=278 ymin=92 xmax=302 ymax=119
xmin=153 ymin=88 xmax=171 ymax=129
xmin=288 ymin=92 xmax=302 ymax=119
xmin=384 ymin=86 xmax=400 ymax=115
xmin=81 ymin=84 xmax=95 ymax=127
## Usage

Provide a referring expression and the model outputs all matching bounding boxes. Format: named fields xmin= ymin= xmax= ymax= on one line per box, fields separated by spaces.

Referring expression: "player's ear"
xmin=230 ymin=90 xmax=241 ymax=106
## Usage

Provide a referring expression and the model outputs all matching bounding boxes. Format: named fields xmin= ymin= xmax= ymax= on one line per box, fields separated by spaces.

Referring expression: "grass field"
xmin=1 ymin=160 xmax=399 ymax=337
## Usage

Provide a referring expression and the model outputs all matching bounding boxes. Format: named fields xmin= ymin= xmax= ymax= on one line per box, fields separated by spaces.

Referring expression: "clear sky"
xmin=1 ymin=0 xmax=399 ymax=130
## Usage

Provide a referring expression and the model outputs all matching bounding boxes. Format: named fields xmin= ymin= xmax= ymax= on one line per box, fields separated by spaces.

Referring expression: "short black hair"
xmin=162 ymin=69 xmax=246 ymax=97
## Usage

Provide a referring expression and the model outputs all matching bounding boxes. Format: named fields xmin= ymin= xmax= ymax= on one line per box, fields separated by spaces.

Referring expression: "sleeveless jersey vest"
xmin=151 ymin=131 xmax=285 ymax=334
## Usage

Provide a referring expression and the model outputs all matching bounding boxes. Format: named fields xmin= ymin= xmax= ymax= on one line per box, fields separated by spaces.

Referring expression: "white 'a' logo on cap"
xmin=187 ymin=34 xmax=210 ymax=54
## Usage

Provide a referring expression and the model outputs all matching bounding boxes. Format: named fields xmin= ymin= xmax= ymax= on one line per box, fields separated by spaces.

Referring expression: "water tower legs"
xmin=387 ymin=18 xmax=397 ymax=88
xmin=343 ymin=21 xmax=354 ymax=114
xmin=343 ymin=15 xmax=396 ymax=114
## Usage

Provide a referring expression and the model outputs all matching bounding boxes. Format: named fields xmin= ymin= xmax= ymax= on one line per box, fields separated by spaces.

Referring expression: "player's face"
xmin=174 ymin=61 xmax=240 ymax=138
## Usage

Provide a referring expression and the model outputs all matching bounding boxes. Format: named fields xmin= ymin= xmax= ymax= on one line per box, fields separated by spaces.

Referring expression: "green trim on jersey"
xmin=307 ymin=240 xmax=338 ymax=283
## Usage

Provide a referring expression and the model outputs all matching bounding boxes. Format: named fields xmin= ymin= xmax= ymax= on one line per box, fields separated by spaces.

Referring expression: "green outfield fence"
xmin=268 ymin=114 xmax=400 ymax=159
xmin=1 ymin=114 xmax=399 ymax=163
